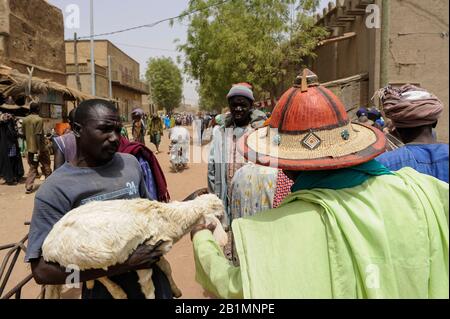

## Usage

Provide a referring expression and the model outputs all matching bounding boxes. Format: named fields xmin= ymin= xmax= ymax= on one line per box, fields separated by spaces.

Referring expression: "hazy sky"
xmin=48 ymin=0 xmax=329 ymax=105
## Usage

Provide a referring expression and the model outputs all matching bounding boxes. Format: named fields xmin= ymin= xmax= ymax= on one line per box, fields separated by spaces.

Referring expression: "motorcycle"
xmin=169 ymin=140 xmax=188 ymax=172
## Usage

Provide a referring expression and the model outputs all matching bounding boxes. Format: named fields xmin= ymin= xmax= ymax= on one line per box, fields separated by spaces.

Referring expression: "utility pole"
xmin=380 ymin=0 xmax=390 ymax=88
xmin=90 ymin=0 xmax=96 ymax=96
xmin=25 ymin=67 xmax=34 ymax=98
xmin=107 ymin=55 xmax=113 ymax=99
xmin=74 ymin=32 xmax=82 ymax=91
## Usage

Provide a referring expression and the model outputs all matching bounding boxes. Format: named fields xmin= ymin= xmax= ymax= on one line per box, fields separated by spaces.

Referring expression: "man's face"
xmin=229 ymin=96 xmax=252 ymax=126
xmin=78 ymin=108 xmax=121 ymax=164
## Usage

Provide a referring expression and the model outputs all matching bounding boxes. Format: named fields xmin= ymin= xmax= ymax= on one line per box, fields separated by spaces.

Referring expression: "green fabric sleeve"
xmin=193 ymin=230 xmax=244 ymax=299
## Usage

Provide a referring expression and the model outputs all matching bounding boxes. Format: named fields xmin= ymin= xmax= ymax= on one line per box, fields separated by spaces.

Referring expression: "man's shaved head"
xmin=72 ymin=99 xmax=121 ymax=167
xmin=74 ymin=99 xmax=118 ymax=125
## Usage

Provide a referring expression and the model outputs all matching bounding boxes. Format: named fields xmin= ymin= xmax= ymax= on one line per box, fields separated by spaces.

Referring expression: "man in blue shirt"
xmin=376 ymin=85 xmax=448 ymax=183
xmin=27 ymin=99 xmax=173 ymax=299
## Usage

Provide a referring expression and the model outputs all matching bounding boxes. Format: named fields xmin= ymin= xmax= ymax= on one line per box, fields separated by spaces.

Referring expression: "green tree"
xmin=178 ymin=0 xmax=327 ymax=111
xmin=146 ymin=57 xmax=183 ymax=114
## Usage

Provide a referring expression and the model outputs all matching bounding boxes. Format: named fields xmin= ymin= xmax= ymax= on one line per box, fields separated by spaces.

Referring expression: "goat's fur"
xmin=41 ymin=194 xmax=226 ymax=299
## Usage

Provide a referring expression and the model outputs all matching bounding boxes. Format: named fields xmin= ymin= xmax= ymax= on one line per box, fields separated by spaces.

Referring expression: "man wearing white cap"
xmin=207 ymin=83 xmax=266 ymax=228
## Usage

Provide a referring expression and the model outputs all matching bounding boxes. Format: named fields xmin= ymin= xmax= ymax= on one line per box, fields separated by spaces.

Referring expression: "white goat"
xmin=41 ymin=194 xmax=227 ymax=299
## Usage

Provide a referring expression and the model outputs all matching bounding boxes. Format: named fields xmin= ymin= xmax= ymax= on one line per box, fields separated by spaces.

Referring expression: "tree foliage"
xmin=145 ymin=57 xmax=183 ymax=113
xmin=178 ymin=0 xmax=328 ymax=111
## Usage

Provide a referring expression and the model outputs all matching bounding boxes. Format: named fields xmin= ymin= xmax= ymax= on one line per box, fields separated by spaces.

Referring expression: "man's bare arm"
xmin=30 ymin=244 xmax=163 ymax=285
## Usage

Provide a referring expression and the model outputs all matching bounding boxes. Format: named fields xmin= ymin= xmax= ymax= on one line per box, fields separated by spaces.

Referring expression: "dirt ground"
xmin=0 ymin=126 xmax=212 ymax=299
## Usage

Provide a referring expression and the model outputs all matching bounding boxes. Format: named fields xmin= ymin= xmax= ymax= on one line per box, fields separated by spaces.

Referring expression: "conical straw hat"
xmin=237 ymin=69 xmax=387 ymax=170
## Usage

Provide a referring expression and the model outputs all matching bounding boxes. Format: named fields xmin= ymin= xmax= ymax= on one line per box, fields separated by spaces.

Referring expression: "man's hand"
xmin=190 ymin=222 xmax=216 ymax=241
xmin=125 ymin=244 xmax=164 ymax=271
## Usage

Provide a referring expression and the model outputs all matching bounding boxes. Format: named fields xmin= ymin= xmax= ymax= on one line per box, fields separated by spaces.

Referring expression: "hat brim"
xmin=238 ymin=123 xmax=387 ymax=171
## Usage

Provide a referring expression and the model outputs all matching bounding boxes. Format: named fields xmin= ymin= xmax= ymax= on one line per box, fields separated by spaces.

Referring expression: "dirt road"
xmin=0 ymin=126 xmax=211 ymax=299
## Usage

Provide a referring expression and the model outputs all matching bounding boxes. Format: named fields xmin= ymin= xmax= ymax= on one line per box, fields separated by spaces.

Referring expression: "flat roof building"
xmin=65 ymin=39 xmax=149 ymax=121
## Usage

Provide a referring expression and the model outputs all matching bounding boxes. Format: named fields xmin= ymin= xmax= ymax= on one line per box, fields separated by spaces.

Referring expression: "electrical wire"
xmin=77 ymin=0 xmax=233 ymax=40
xmin=114 ymin=43 xmax=178 ymax=53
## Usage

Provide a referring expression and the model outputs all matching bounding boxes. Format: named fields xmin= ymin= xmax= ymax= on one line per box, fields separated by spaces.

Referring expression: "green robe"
xmin=194 ymin=168 xmax=449 ymax=298
xmin=147 ymin=117 xmax=163 ymax=135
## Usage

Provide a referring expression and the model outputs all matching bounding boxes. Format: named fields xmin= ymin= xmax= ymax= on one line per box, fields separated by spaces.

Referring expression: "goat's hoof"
xmin=85 ymin=281 xmax=94 ymax=290
xmin=173 ymin=289 xmax=182 ymax=298
xmin=115 ymin=291 xmax=128 ymax=299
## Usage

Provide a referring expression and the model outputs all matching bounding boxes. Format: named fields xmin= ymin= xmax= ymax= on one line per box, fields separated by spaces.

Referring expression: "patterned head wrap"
xmin=378 ymin=84 xmax=443 ymax=128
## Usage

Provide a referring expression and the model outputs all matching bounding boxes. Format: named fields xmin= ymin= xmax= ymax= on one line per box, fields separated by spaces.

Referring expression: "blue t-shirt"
xmin=26 ymin=152 xmax=172 ymax=299
xmin=376 ymin=144 xmax=449 ymax=183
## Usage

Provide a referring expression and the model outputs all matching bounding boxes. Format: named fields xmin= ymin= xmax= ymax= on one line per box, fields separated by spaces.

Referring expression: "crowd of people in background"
xmin=1 ymin=97 xmax=269 ymax=194
xmin=0 ymin=108 xmax=24 ymax=185
xmin=0 ymin=101 xmax=52 ymax=193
